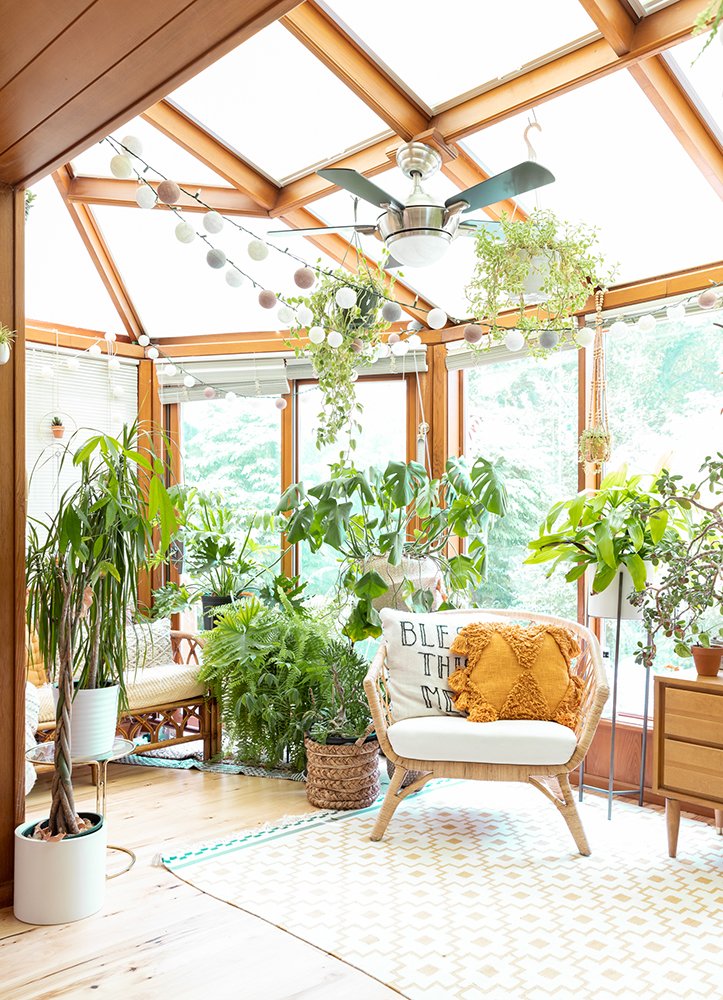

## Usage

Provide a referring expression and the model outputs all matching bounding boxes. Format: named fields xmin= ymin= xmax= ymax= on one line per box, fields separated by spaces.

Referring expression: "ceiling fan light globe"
xmin=386 ymin=233 xmax=449 ymax=268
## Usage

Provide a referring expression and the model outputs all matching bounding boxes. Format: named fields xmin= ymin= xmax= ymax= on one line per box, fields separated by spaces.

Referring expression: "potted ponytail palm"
xmin=17 ymin=425 xmax=177 ymax=924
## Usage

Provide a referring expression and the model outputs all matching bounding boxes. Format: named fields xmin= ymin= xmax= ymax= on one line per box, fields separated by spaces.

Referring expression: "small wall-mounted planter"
xmin=51 ymin=425 xmax=65 ymax=439
xmin=0 ymin=342 xmax=10 ymax=365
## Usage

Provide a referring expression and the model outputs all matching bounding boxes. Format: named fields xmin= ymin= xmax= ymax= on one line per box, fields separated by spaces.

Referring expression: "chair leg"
xmin=556 ymin=773 xmax=591 ymax=856
xmin=371 ymin=763 xmax=435 ymax=842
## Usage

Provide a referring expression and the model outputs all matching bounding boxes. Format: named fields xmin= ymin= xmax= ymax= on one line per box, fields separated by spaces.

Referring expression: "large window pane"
xmin=466 ymin=352 xmax=578 ymax=618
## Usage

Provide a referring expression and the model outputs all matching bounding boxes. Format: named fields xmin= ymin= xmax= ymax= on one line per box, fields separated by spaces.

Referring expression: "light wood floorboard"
xmin=1 ymin=764 xmax=402 ymax=999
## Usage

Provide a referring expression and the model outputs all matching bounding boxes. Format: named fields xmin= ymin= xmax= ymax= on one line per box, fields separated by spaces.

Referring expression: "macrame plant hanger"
xmin=579 ymin=289 xmax=611 ymax=472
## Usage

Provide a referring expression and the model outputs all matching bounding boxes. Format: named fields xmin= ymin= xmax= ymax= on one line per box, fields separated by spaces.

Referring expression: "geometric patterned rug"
xmin=163 ymin=781 xmax=723 ymax=999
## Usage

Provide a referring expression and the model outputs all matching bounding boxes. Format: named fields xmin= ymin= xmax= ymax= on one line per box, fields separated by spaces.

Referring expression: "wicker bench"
xmin=34 ymin=631 xmax=220 ymax=760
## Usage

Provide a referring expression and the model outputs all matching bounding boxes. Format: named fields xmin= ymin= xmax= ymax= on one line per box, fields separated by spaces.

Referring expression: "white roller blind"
xmin=26 ymin=343 xmax=139 ymax=525
xmin=445 ymin=338 xmax=578 ymax=371
xmin=157 ymin=355 xmax=290 ymax=402
xmin=285 ymin=347 xmax=428 ymax=380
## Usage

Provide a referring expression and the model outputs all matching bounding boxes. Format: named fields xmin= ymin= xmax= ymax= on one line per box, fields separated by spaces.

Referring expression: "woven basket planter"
xmin=304 ymin=734 xmax=380 ymax=810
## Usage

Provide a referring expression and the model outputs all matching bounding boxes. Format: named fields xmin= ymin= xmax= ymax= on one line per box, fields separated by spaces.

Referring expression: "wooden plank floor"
xmin=0 ymin=763 xmax=402 ymax=999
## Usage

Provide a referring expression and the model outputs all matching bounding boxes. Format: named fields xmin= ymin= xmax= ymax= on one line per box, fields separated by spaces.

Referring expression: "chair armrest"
xmin=567 ymin=626 xmax=610 ymax=769
xmin=170 ymin=630 xmax=206 ymax=666
xmin=363 ymin=640 xmax=396 ymax=758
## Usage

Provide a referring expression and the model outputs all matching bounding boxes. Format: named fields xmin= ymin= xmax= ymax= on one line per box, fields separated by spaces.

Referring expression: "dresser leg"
xmin=666 ymin=799 xmax=681 ymax=858
xmin=715 ymin=809 xmax=722 ymax=836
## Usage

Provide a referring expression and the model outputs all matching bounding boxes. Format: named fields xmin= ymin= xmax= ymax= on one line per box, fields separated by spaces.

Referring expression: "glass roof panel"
xmin=462 ymin=69 xmax=723 ymax=284
xmin=665 ymin=35 xmax=723 ymax=143
xmin=169 ymin=22 xmax=390 ymax=183
xmin=92 ymin=206 xmax=356 ymax=338
xmin=326 ymin=0 xmax=598 ymax=107
xmin=71 ymin=116 xmax=232 ymax=186
xmin=25 ymin=177 xmax=123 ymax=332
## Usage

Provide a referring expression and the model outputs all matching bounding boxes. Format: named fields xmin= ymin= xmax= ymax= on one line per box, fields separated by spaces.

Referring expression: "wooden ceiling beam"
xmin=64 ymin=174 xmax=270 ymax=217
xmin=578 ymin=258 xmax=723 ymax=313
xmin=280 ymin=1 xmax=428 ymax=140
xmin=628 ymin=55 xmax=723 ymax=200
xmin=52 ymin=165 xmax=146 ymax=340
xmin=26 ymin=320 xmax=145 ymax=357
xmin=577 ymin=0 xmax=637 ymax=56
xmin=142 ymin=101 xmax=279 ymax=209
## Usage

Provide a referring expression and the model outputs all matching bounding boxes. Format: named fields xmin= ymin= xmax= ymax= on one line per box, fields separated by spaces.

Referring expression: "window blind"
xmin=445 ymin=338 xmax=577 ymax=371
xmin=157 ymin=356 xmax=290 ymax=402
xmin=285 ymin=347 xmax=428 ymax=380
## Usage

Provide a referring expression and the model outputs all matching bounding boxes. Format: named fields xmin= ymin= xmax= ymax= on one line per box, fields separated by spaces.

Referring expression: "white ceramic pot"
xmin=365 ymin=555 xmax=444 ymax=612
xmin=14 ymin=812 xmax=106 ymax=924
xmin=517 ymin=250 xmax=550 ymax=305
xmin=587 ymin=563 xmax=652 ymax=621
xmin=0 ymin=342 xmax=10 ymax=365
xmin=53 ymin=684 xmax=120 ymax=758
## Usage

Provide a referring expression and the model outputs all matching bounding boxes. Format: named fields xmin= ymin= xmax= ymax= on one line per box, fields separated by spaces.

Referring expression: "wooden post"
xmin=0 ymin=186 xmax=26 ymax=906
xmin=137 ymin=359 xmax=163 ymax=610
xmin=280 ymin=386 xmax=295 ymax=579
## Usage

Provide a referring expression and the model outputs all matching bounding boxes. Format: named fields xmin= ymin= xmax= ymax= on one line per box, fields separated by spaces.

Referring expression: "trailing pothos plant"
xmin=286 ymin=261 xmax=394 ymax=449
xmin=693 ymin=1 xmax=723 ymax=58
xmin=277 ymin=456 xmax=508 ymax=640
xmin=465 ymin=208 xmax=616 ymax=354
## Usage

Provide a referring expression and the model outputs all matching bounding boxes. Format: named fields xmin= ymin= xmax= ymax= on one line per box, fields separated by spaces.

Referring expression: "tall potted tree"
xmin=17 ymin=426 xmax=177 ymax=924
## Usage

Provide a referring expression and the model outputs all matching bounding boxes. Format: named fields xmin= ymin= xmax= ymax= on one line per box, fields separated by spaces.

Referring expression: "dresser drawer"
xmin=662 ymin=738 xmax=723 ymax=802
xmin=664 ymin=688 xmax=723 ymax=748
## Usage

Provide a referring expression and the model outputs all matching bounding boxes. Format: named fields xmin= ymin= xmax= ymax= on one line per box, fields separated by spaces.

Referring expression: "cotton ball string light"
xmin=609 ymin=320 xmax=628 ymax=338
xmin=388 ymin=331 xmax=400 ymax=345
xmin=258 ymin=290 xmax=277 ymax=309
xmin=146 ymin=346 xmax=159 ymax=359
xmin=105 ymin=331 xmax=117 ymax=342
xmin=326 ymin=330 xmax=343 ymax=348
xmin=225 ymin=391 xmax=237 ymax=401
xmin=666 ymin=303 xmax=686 ymax=321
xmin=203 ymin=211 xmax=224 ymax=234
xmin=137 ymin=334 xmax=150 ymax=346
xmin=135 ymin=185 xmax=157 ymax=210
xmin=349 ymin=369 xmax=359 ymax=383
xmin=308 ymin=326 xmax=325 ymax=344
xmin=175 ymin=221 xmax=195 ymax=244
xmin=113 ymin=385 xmax=125 ymax=398
xmin=225 ymin=268 xmax=244 ymax=288
xmin=248 ymin=240 xmax=269 ymax=261
xmin=110 ymin=154 xmax=132 ymax=179
xmin=88 ymin=343 xmax=102 ymax=357
xmin=203 ymin=387 xmax=216 ymax=399
xmin=67 ymin=357 xmax=80 ymax=372
xmin=698 ymin=289 xmax=718 ymax=309
xmin=164 ymin=364 xmax=177 ymax=377
xmin=463 ymin=323 xmax=484 ymax=345
xmin=381 ymin=301 xmax=402 ymax=323
xmin=576 ymin=327 xmax=595 ymax=348
xmin=391 ymin=339 xmax=410 ymax=357
xmin=505 ymin=330 xmax=525 ymax=352
xmin=297 ymin=306 xmax=314 ymax=327
xmin=107 ymin=357 xmax=121 ymax=372
xmin=407 ymin=334 xmax=422 ymax=348
xmin=274 ymin=397 xmax=287 ymax=410
xmin=335 ymin=286 xmax=357 ymax=310
xmin=426 ymin=308 xmax=447 ymax=330
xmin=407 ymin=320 xmax=423 ymax=332
xmin=206 ymin=248 xmax=226 ymax=269
xmin=538 ymin=330 xmax=560 ymax=350
xmin=637 ymin=314 xmax=656 ymax=333
xmin=294 ymin=267 xmax=316 ymax=289
xmin=183 ymin=375 xmax=196 ymax=388
xmin=277 ymin=306 xmax=294 ymax=325
xmin=121 ymin=135 xmax=143 ymax=157
xmin=40 ymin=365 xmax=53 ymax=380
xmin=157 ymin=180 xmax=181 ymax=205
xmin=376 ymin=343 xmax=390 ymax=359
xmin=351 ymin=338 xmax=363 ymax=354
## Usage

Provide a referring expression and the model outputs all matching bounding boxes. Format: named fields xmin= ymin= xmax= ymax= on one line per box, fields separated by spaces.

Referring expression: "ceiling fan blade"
xmin=267 ymin=223 xmax=377 ymax=237
xmin=317 ymin=168 xmax=404 ymax=211
xmin=445 ymin=161 xmax=555 ymax=214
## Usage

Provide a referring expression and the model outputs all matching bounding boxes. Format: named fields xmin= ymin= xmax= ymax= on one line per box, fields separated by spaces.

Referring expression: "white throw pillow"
xmin=125 ymin=618 xmax=173 ymax=674
xmin=380 ymin=608 xmax=508 ymax=722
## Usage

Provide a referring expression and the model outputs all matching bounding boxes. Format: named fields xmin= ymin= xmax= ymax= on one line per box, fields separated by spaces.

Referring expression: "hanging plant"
xmin=579 ymin=290 xmax=611 ymax=472
xmin=0 ymin=323 xmax=16 ymax=366
xmin=693 ymin=1 xmax=723 ymax=57
xmin=287 ymin=262 xmax=394 ymax=449
xmin=465 ymin=209 xmax=615 ymax=355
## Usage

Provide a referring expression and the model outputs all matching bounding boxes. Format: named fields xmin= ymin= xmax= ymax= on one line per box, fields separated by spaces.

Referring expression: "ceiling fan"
xmin=269 ymin=141 xmax=554 ymax=269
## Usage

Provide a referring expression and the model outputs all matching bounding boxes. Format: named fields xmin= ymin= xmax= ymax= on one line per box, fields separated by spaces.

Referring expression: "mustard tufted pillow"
xmin=449 ymin=622 xmax=583 ymax=731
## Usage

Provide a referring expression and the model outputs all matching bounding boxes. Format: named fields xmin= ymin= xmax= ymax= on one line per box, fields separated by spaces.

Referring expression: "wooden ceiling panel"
xmin=0 ymin=0 xmax=94 ymax=91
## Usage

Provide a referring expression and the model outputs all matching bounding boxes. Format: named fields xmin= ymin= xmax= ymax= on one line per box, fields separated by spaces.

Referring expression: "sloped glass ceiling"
xmin=326 ymin=0 xmax=598 ymax=108
xmin=463 ymin=69 xmax=723 ymax=283
xmin=169 ymin=22 xmax=390 ymax=183
xmin=667 ymin=34 xmax=723 ymax=144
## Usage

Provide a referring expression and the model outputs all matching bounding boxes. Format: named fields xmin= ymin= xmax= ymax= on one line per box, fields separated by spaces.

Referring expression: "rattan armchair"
xmin=364 ymin=609 xmax=609 ymax=855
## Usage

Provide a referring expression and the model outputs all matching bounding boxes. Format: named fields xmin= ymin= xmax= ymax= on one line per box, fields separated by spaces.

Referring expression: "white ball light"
xmin=427 ymin=308 xmax=447 ymax=330
xmin=406 ymin=334 xmax=422 ymax=348
xmin=609 ymin=320 xmax=628 ymax=338
xmin=183 ymin=375 xmax=195 ymax=388
xmin=146 ymin=346 xmax=159 ymax=359
xmin=225 ymin=269 xmax=244 ymax=288
xmin=637 ymin=314 xmax=656 ymax=333
xmin=206 ymin=248 xmax=226 ymax=269
xmin=335 ymin=286 xmax=357 ymax=310
xmin=308 ymin=326 xmax=325 ymax=344
xmin=107 ymin=357 xmax=121 ymax=372
xmin=277 ymin=306 xmax=294 ymax=325
xmin=135 ymin=185 xmax=157 ymax=210
xmin=110 ymin=154 xmax=132 ymax=179
xmin=137 ymin=334 xmax=150 ymax=346
xmin=376 ymin=343 xmax=390 ymax=360
xmin=225 ymin=391 xmax=237 ymax=401
xmin=105 ymin=331 xmax=117 ymax=342
xmin=67 ymin=357 xmax=80 ymax=371
xmin=175 ymin=222 xmax=195 ymax=244
xmin=40 ymin=365 xmax=54 ymax=380
xmin=164 ymin=364 xmax=177 ymax=377
xmin=89 ymin=343 xmax=102 ymax=357
xmin=504 ymin=330 xmax=525 ymax=352
xmin=297 ymin=306 xmax=314 ymax=327
xmin=113 ymin=385 xmax=124 ymax=398
xmin=121 ymin=135 xmax=143 ymax=157
xmin=349 ymin=369 xmax=359 ymax=383
xmin=326 ymin=330 xmax=343 ymax=348
xmin=274 ymin=397 xmax=287 ymax=410
xmin=248 ymin=240 xmax=269 ymax=261
xmin=666 ymin=303 xmax=686 ymax=321
xmin=576 ymin=327 xmax=595 ymax=348
xmin=203 ymin=211 xmax=224 ymax=234
xmin=391 ymin=339 xmax=410 ymax=356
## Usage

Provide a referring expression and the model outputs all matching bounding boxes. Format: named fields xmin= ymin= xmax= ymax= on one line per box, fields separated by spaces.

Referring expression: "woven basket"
xmin=304 ymin=734 xmax=380 ymax=810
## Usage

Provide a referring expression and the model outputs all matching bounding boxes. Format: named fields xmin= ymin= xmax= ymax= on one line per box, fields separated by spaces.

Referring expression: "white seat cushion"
xmin=387 ymin=716 xmax=578 ymax=765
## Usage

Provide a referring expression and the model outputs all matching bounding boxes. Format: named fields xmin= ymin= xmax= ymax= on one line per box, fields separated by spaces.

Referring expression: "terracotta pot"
xmin=51 ymin=425 xmax=64 ymax=439
xmin=691 ymin=645 xmax=723 ymax=677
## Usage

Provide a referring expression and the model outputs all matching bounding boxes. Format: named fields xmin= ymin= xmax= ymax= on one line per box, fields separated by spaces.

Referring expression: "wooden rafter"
xmin=577 ymin=0 xmax=638 ymax=55
xmin=64 ymin=174 xmax=270 ymax=217
xmin=578 ymin=257 xmax=723 ymax=313
xmin=52 ymin=165 xmax=145 ymax=340
xmin=628 ymin=55 xmax=723 ymax=200
xmin=280 ymin=1 xmax=428 ymax=140
xmin=142 ymin=101 xmax=279 ymax=209
xmin=26 ymin=320 xmax=144 ymax=357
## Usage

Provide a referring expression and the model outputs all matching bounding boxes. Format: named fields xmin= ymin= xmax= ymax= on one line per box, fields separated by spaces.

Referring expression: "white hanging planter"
xmin=52 ymin=685 xmax=119 ymax=758
xmin=517 ymin=250 xmax=550 ymax=305
xmin=365 ymin=555 xmax=444 ymax=612
xmin=14 ymin=812 xmax=106 ymax=924
xmin=587 ymin=563 xmax=653 ymax=621
xmin=0 ymin=342 xmax=10 ymax=365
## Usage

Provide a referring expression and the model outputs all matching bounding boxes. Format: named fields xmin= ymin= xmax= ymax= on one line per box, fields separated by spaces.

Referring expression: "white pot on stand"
xmin=14 ymin=812 xmax=106 ymax=924
xmin=587 ymin=564 xmax=648 ymax=621
xmin=52 ymin=685 xmax=120 ymax=758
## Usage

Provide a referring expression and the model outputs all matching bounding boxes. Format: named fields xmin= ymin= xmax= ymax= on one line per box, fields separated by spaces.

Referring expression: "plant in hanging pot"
xmin=465 ymin=209 xmax=616 ymax=355
xmin=0 ymin=322 xmax=15 ymax=365
xmin=277 ymin=454 xmax=508 ymax=640
xmin=286 ymin=263 xmax=395 ymax=448
xmin=51 ymin=415 xmax=65 ymax=440
xmin=19 ymin=425 xmax=177 ymax=924
xmin=578 ymin=424 xmax=611 ymax=466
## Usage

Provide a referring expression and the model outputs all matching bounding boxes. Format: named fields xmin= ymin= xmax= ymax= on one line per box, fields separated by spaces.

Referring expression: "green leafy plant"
xmin=0 ymin=322 xmax=16 ymax=346
xmin=286 ymin=262 xmax=394 ymax=448
xmin=693 ymin=1 xmax=723 ymax=58
xmin=578 ymin=424 xmax=610 ymax=466
xmin=277 ymin=455 xmax=507 ymax=640
xmin=307 ymin=640 xmax=373 ymax=744
xmin=51 ymin=415 xmax=64 ymax=427
xmin=465 ymin=209 xmax=616 ymax=353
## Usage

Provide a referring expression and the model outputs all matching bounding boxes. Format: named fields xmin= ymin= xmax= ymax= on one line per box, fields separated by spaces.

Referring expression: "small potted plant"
xmin=51 ymin=416 xmax=65 ymax=439
xmin=0 ymin=322 xmax=15 ymax=365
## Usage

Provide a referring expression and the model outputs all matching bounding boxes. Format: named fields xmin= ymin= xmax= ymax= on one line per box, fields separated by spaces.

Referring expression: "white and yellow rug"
xmin=163 ymin=782 xmax=723 ymax=999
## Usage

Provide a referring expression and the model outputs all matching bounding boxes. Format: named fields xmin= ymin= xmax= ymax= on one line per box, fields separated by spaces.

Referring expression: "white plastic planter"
xmin=365 ymin=555 xmax=444 ymax=612
xmin=14 ymin=813 xmax=106 ymax=924
xmin=0 ymin=342 xmax=10 ymax=365
xmin=587 ymin=564 xmax=651 ymax=621
xmin=53 ymin=685 xmax=119 ymax=758
xmin=517 ymin=250 xmax=550 ymax=305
